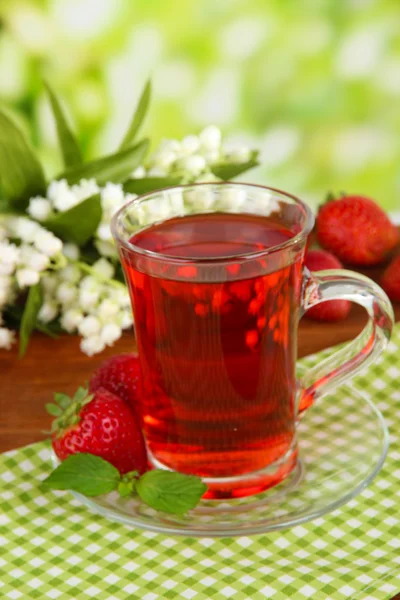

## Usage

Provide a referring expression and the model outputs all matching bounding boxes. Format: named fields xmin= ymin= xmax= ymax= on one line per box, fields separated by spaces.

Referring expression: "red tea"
xmin=122 ymin=213 xmax=302 ymax=494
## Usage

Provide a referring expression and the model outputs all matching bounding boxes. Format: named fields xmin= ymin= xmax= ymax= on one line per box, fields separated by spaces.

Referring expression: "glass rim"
xmin=111 ymin=182 xmax=315 ymax=264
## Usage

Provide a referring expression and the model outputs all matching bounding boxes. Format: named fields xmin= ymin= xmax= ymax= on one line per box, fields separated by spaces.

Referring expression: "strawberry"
xmin=304 ymin=250 xmax=351 ymax=321
xmin=90 ymin=353 xmax=141 ymax=411
xmin=47 ymin=387 xmax=147 ymax=474
xmin=381 ymin=256 xmax=400 ymax=302
xmin=316 ymin=194 xmax=399 ymax=266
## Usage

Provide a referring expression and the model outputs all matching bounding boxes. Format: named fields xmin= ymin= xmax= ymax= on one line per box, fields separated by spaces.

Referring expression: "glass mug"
xmin=112 ymin=183 xmax=393 ymax=499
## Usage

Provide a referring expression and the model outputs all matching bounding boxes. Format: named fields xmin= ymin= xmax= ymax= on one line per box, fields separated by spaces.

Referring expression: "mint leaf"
xmin=41 ymin=453 xmax=120 ymax=497
xmin=58 ymin=139 xmax=149 ymax=186
xmin=124 ymin=176 xmax=183 ymax=195
xmin=136 ymin=470 xmax=207 ymax=515
xmin=120 ymin=80 xmax=151 ymax=149
xmin=211 ymin=150 xmax=259 ymax=181
xmin=0 ymin=108 xmax=46 ymax=210
xmin=19 ymin=282 xmax=43 ymax=357
xmin=44 ymin=193 xmax=102 ymax=246
xmin=44 ymin=81 xmax=83 ymax=168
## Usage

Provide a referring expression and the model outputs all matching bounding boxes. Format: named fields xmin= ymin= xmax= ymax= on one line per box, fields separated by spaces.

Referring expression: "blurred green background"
xmin=1 ymin=0 xmax=399 ymax=215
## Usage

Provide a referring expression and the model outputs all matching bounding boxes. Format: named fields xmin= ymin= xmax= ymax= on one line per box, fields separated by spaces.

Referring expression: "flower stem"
xmin=73 ymin=260 xmax=126 ymax=289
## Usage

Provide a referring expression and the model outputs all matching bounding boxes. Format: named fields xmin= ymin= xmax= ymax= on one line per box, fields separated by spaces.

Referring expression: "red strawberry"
xmin=304 ymin=250 xmax=351 ymax=321
xmin=381 ymin=256 xmax=400 ymax=302
xmin=316 ymin=194 xmax=398 ymax=266
xmin=48 ymin=387 xmax=147 ymax=474
xmin=90 ymin=353 xmax=141 ymax=411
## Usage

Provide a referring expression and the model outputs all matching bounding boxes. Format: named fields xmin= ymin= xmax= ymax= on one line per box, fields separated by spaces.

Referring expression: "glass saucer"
xmin=64 ymin=383 xmax=388 ymax=537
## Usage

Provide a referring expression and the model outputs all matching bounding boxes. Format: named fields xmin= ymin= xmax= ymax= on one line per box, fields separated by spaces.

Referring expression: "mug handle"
xmin=298 ymin=268 xmax=394 ymax=414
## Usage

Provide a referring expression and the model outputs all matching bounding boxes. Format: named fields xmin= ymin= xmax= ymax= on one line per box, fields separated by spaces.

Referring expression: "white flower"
xmin=80 ymin=335 xmax=106 ymax=356
xmin=9 ymin=217 xmax=41 ymax=243
xmin=100 ymin=182 xmax=125 ymax=212
xmin=0 ymin=242 xmax=20 ymax=266
xmin=97 ymin=223 xmax=113 ymax=241
xmin=92 ymin=258 xmax=115 ymax=280
xmin=152 ymin=150 xmax=177 ymax=170
xmin=225 ymin=146 xmax=251 ymax=163
xmin=100 ymin=323 xmax=122 ymax=345
xmin=132 ymin=166 xmax=146 ymax=179
xmin=185 ymin=188 xmax=215 ymax=211
xmin=62 ymin=243 xmax=80 ymax=261
xmin=181 ymin=135 xmax=200 ymax=155
xmin=218 ymin=187 xmax=247 ymax=211
xmin=0 ymin=327 xmax=15 ymax=350
xmin=120 ymin=309 xmax=133 ymax=329
xmin=16 ymin=268 xmax=40 ymax=288
xmin=202 ymin=149 xmax=220 ymax=164
xmin=199 ymin=126 xmax=222 ymax=150
xmin=179 ymin=155 xmax=206 ymax=175
xmin=168 ymin=190 xmax=184 ymax=215
xmin=47 ymin=179 xmax=70 ymax=203
xmin=147 ymin=166 xmax=168 ymax=177
xmin=38 ymin=301 xmax=58 ymax=323
xmin=109 ymin=287 xmax=131 ymax=308
xmin=20 ymin=247 xmax=49 ymax=272
xmin=56 ymin=282 xmax=78 ymax=305
xmin=72 ymin=178 xmax=99 ymax=202
xmin=27 ymin=197 xmax=52 ymax=221
xmin=98 ymin=299 xmax=119 ymax=321
xmin=59 ymin=264 xmax=80 ymax=283
xmin=79 ymin=288 xmax=100 ymax=309
xmin=95 ymin=239 xmax=117 ymax=258
xmin=159 ymin=139 xmax=181 ymax=153
xmin=78 ymin=315 xmax=101 ymax=337
xmin=79 ymin=275 xmax=98 ymax=290
xmin=61 ymin=308 xmax=84 ymax=333
xmin=53 ymin=188 xmax=78 ymax=212
xmin=0 ymin=263 xmax=15 ymax=276
xmin=34 ymin=230 xmax=63 ymax=257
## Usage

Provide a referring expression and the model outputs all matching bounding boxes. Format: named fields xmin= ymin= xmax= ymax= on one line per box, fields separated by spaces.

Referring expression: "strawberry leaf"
xmin=46 ymin=403 xmax=63 ymax=417
xmin=136 ymin=470 xmax=207 ymax=515
xmin=54 ymin=393 xmax=71 ymax=410
xmin=44 ymin=81 xmax=83 ymax=168
xmin=41 ymin=453 xmax=120 ymax=496
xmin=120 ymin=80 xmax=151 ymax=149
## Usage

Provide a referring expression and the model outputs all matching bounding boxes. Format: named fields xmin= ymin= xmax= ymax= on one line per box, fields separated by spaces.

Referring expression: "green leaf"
xmin=58 ymin=139 xmax=150 ymax=186
xmin=117 ymin=480 xmax=136 ymax=497
xmin=54 ymin=393 xmax=71 ymax=410
xmin=136 ymin=470 xmax=207 ymax=515
xmin=41 ymin=453 xmax=120 ymax=497
xmin=120 ymin=80 xmax=151 ymax=149
xmin=44 ymin=81 xmax=82 ymax=168
xmin=45 ymin=403 xmax=63 ymax=417
xmin=19 ymin=283 xmax=43 ymax=357
xmin=44 ymin=193 xmax=102 ymax=246
xmin=0 ymin=108 xmax=46 ymax=210
xmin=211 ymin=151 xmax=259 ymax=181
xmin=124 ymin=176 xmax=183 ymax=196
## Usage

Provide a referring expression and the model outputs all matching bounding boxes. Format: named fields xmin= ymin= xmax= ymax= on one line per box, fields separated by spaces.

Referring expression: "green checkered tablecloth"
xmin=1 ymin=326 xmax=400 ymax=600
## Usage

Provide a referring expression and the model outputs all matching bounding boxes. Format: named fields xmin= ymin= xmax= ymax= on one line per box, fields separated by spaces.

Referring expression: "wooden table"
xmin=1 ymin=271 xmax=400 ymax=600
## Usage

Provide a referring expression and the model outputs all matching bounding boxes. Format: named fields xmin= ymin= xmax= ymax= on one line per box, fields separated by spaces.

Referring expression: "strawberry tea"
xmin=121 ymin=210 xmax=302 ymax=497
xmin=113 ymin=184 xmax=391 ymax=499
